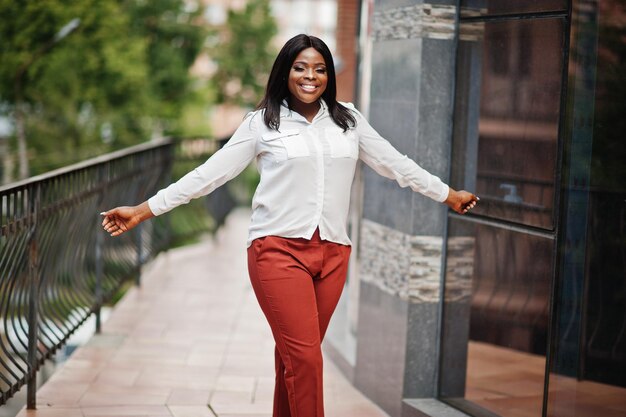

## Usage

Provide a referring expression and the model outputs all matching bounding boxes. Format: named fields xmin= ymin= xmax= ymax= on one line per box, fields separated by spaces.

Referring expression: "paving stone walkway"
xmin=18 ymin=209 xmax=389 ymax=417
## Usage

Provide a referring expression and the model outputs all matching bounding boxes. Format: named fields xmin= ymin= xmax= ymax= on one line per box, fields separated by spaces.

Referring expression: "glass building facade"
xmin=440 ymin=1 xmax=626 ymax=416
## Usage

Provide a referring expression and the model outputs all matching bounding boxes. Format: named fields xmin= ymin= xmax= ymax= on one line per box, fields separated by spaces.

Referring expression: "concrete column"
xmin=353 ymin=1 xmax=458 ymax=416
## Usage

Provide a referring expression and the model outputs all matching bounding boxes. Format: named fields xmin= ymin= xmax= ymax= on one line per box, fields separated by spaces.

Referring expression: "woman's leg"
xmin=247 ymin=236 xmax=325 ymax=417
xmin=247 ymin=235 xmax=351 ymax=417
xmin=315 ymin=243 xmax=351 ymax=341
xmin=274 ymin=346 xmax=291 ymax=417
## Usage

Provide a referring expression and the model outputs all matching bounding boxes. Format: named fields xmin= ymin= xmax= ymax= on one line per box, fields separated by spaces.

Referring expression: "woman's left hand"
xmin=444 ymin=188 xmax=479 ymax=214
xmin=100 ymin=201 xmax=154 ymax=237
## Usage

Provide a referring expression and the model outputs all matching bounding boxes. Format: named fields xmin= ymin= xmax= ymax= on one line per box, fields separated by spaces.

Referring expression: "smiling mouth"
xmin=299 ymin=84 xmax=319 ymax=93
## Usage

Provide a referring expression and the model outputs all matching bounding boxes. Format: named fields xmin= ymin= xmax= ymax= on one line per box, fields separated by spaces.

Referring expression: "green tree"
xmin=125 ymin=0 xmax=206 ymax=136
xmin=0 ymin=0 xmax=207 ymax=180
xmin=0 ymin=1 xmax=151 ymax=178
xmin=211 ymin=0 xmax=277 ymax=107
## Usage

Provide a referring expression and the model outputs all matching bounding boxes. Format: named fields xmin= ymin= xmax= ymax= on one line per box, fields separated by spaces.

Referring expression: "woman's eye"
xmin=293 ymin=66 xmax=304 ymax=72
xmin=316 ymin=68 xmax=326 ymax=74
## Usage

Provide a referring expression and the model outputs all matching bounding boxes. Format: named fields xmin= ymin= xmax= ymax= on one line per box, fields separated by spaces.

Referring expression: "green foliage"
xmin=211 ymin=0 xmax=277 ymax=107
xmin=0 ymin=0 xmax=269 ymax=251
xmin=167 ymin=198 xmax=215 ymax=248
xmin=177 ymin=83 xmax=216 ymax=137
xmin=125 ymin=0 xmax=207 ymax=131
xmin=0 ymin=0 xmax=207 ymax=176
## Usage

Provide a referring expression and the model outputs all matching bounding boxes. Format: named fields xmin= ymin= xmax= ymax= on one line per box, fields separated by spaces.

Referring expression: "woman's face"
xmin=287 ymin=47 xmax=328 ymax=107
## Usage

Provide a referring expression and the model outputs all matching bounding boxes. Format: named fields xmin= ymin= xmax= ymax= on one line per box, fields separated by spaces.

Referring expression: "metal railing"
xmin=0 ymin=139 xmax=174 ymax=408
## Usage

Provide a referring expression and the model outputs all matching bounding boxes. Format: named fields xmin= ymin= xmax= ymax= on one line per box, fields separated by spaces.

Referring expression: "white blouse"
xmin=148 ymin=101 xmax=449 ymax=247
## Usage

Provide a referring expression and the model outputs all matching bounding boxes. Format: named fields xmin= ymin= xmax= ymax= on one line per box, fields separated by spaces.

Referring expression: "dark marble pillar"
xmin=353 ymin=1 xmax=458 ymax=416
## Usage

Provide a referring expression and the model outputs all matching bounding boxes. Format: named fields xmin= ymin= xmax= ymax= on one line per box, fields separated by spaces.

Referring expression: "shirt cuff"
xmin=436 ymin=183 xmax=450 ymax=203
xmin=147 ymin=195 xmax=164 ymax=217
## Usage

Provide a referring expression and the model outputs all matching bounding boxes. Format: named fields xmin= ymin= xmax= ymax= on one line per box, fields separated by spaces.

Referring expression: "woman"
xmin=101 ymin=34 xmax=478 ymax=417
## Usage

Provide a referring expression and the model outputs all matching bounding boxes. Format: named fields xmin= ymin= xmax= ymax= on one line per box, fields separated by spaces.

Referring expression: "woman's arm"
xmin=348 ymin=104 xmax=478 ymax=213
xmin=148 ymin=115 xmax=259 ymax=216
xmin=101 ymin=114 xmax=259 ymax=237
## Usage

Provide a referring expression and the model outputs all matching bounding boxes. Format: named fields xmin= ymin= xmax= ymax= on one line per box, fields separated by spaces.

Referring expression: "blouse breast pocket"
xmin=326 ymin=127 xmax=358 ymax=159
xmin=261 ymin=129 xmax=310 ymax=160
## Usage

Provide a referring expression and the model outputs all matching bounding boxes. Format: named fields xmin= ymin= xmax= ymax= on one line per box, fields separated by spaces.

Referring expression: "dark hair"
xmin=256 ymin=34 xmax=356 ymax=131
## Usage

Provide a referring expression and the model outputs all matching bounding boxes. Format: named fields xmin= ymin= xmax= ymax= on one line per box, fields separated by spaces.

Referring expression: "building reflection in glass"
xmin=443 ymin=14 xmax=565 ymax=415
xmin=548 ymin=1 xmax=626 ymax=416
xmin=452 ymin=17 xmax=565 ymax=230
xmin=442 ymin=0 xmax=626 ymax=416
xmin=460 ymin=0 xmax=567 ymax=17
xmin=441 ymin=220 xmax=552 ymax=417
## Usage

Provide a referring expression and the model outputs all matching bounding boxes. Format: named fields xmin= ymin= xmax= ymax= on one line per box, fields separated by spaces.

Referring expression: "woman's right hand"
xmin=101 ymin=201 xmax=154 ymax=237
xmin=444 ymin=188 xmax=479 ymax=215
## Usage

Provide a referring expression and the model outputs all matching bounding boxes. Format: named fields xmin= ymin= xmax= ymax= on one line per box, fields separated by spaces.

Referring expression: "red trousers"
xmin=247 ymin=229 xmax=351 ymax=417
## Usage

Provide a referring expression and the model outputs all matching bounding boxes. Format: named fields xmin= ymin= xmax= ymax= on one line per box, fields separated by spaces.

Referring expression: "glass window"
xmin=445 ymin=2 xmax=626 ymax=417
xmin=460 ymin=0 xmax=567 ymax=18
xmin=451 ymin=18 xmax=565 ymax=229
xmin=440 ymin=219 xmax=553 ymax=417
xmin=547 ymin=1 xmax=626 ymax=415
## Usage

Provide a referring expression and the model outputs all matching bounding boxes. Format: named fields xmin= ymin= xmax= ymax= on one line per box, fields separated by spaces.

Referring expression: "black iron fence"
xmin=0 ymin=140 xmax=175 ymax=408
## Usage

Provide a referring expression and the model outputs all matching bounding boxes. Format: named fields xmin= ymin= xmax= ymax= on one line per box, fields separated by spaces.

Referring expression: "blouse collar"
xmin=280 ymin=98 xmax=328 ymax=121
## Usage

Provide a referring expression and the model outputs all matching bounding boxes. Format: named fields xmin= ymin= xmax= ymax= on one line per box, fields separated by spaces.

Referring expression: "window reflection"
xmin=445 ymin=1 xmax=626 ymax=416
xmin=440 ymin=219 xmax=552 ymax=417
xmin=460 ymin=0 xmax=567 ymax=18
xmin=548 ymin=1 xmax=626 ymax=415
xmin=452 ymin=19 xmax=564 ymax=229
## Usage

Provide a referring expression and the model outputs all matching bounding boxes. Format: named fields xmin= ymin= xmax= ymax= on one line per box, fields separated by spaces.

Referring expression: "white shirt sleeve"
xmin=148 ymin=114 xmax=259 ymax=216
xmin=349 ymin=104 xmax=450 ymax=203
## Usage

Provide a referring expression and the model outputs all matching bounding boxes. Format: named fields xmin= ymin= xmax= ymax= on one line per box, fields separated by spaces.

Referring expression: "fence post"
xmin=135 ymin=223 xmax=143 ymax=286
xmin=95 ymin=218 xmax=103 ymax=334
xmin=26 ymin=184 xmax=40 ymax=410
xmin=95 ymin=164 xmax=105 ymax=334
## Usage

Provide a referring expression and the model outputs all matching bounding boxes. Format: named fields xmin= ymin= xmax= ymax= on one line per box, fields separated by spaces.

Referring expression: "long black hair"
xmin=256 ymin=34 xmax=356 ymax=131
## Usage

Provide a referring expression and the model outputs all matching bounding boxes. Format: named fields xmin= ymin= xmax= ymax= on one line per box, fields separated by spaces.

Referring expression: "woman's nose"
xmin=304 ymin=68 xmax=315 ymax=79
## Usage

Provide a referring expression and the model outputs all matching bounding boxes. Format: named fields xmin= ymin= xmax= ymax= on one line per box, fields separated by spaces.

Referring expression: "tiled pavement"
xmin=18 ymin=209 xmax=389 ymax=417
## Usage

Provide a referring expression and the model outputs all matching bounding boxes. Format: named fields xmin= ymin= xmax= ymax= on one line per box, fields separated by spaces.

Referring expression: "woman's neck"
xmin=288 ymin=98 xmax=320 ymax=123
